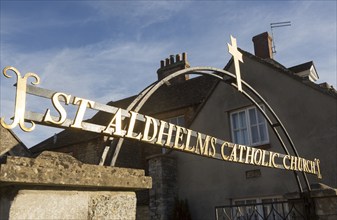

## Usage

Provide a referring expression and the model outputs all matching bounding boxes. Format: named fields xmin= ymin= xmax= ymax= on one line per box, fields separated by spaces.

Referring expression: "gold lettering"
xmin=254 ymin=149 xmax=263 ymax=165
xmin=220 ymin=142 xmax=231 ymax=161
xmin=142 ymin=116 xmax=158 ymax=143
xmin=125 ymin=111 xmax=142 ymax=140
xmin=307 ymin=160 xmax=312 ymax=173
xmin=271 ymin=153 xmax=279 ymax=168
xmin=173 ymin=125 xmax=186 ymax=150
xmin=245 ymin=146 xmax=255 ymax=164
xmin=103 ymin=108 xmax=123 ymax=136
xmin=238 ymin=145 xmax=246 ymax=163
xmin=302 ymin=159 xmax=308 ymax=172
xmin=297 ymin=157 xmax=303 ymax=171
xmin=209 ymin=137 xmax=217 ymax=157
xmin=283 ymin=155 xmax=290 ymax=169
xmin=156 ymin=120 xmax=174 ymax=147
xmin=229 ymin=144 xmax=238 ymax=162
xmin=261 ymin=150 xmax=269 ymax=166
xmin=44 ymin=92 xmax=71 ymax=125
xmin=315 ymin=159 xmax=322 ymax=179
xmin=290 ymin=156 xmax=298 ymax=171
xmin=184 ymin=129 xmax=195 ymax=152
xmin=70 ymin=97 xmax=95 ymax=128
xmin=195 ymin=133 xmax=211 ymax=156
xmin=312 ymin=160 xmax=317 ymax=174
xmin=309 ymin=160 xmax=315 ymax=174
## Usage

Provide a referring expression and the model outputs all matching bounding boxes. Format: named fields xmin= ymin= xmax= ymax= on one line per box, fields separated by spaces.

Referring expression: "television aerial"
xmin=270 ymin=21 xmax=291 ymax=55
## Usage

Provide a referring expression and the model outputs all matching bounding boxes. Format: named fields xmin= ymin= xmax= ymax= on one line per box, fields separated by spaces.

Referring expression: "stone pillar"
xmin=148 ymin=155 xmax=177 ymax=220
xmin=285 ymin=183 xmax=337 ymax=220
xmin=0 ymin=151 xmax=152 ymax=219
xmin=310 ymin=184 xmax=337 ymax=220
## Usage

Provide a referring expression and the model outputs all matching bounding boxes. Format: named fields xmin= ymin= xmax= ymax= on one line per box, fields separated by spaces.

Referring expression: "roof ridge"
xmin=238 ymin=48 xmax=337 ymax=99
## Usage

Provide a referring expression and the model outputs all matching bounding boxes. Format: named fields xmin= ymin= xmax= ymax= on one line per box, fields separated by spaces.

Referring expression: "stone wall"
xmin=285 ymin=184 xmax=337 ymax=220
xmin=0 ymin=126 xmax=30 ymax=157
xmin=5 ymin=189 xmax=136 ymax=220
xmin=148 ymin=155 xmax=177 ymax=220
xmin=52 ymin=137 xmax=105 ymax=165
xmin=0 ymin=151 xmax=152 ymax=219
xmin=310 ymin=184 xmax=337 ymax=220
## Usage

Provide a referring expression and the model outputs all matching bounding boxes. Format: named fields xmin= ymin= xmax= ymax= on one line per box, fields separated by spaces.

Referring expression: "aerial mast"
xmin=270 ymin=21 xmax=291 ymax=55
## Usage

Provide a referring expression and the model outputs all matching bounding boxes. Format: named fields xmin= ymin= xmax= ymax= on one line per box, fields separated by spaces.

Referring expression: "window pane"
xmin=168 ymin=118 xmax=175 ymax=124
xmin=257 ymin=109 xmax=264 ymax=123
xmin=234 ymin=130 xmax=240 ymax=143
xmin=231 ymin=106 xmax=269 ymax=146
xmin=241 ymin=129 xmax=248 ymax=145
xmin=239 ymin=112 xmax=246 ymax=128
xmin=251 ymin=126 xmax=259 ymax=143
xmin=232 ymin=113 xmax=239 ymax=129
xmin=177 ymin=116 xmax=185 ymax=126
xmin=259 ymin=124 xmax=267 ymax=142
xmin=249 ymin=108 xmax=257 ymax=125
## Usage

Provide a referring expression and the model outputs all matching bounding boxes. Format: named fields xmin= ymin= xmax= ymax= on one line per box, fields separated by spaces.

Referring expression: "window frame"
xmin=230 ymin=105 xmax=269 ymax=146
xmin=167 ymin=115 xmax=185 ymax=127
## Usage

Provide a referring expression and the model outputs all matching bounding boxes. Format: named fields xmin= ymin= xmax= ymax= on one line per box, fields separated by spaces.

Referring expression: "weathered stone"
xmin=0 ymin=126 xmax=30 ymax=157
xmin=310 ymin=183 xmax=337 ymax=197
xmin=310 ymin=185 xmax=337 ymax=219
xmin=0 ymin=151 xmax=152 ymax=190
xmin=9 ymin=190 xmax=136 ymax=220
xmin=148 ymin=155 xmax=177 ymax=220
xmin=284 ymin=185 xmax=337 ymax=220
xmin=0 ymin=151 xmax=152 ymax=219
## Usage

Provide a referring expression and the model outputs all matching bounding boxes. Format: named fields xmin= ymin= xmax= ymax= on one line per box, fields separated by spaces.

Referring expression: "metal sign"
xmin=0 ymin=36 xmax=322 ymax=183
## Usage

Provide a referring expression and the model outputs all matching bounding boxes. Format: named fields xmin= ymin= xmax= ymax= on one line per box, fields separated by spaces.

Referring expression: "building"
xmin=30 ymin=32 xmax=337 ymax=219
xmin=0 ymin=126 xmax=31 ymax=158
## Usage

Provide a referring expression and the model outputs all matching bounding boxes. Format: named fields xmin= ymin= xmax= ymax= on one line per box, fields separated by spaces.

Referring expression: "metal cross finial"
xmin=227 ymin=35 xmax=244 ymax=92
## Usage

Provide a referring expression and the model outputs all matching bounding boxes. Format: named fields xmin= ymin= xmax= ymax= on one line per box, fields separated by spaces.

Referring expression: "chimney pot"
xmin=176 ymin=54 xmax=181 ymax=62
xmin=170 ymin=55 xmax=175 ymax=64
xmin=252 ymin=32 xmax=273 ymax=59
xmin=182 ymin=52 xmax=187 ymax=61
xmin=157 ymin=52 xmax=190 ymax=83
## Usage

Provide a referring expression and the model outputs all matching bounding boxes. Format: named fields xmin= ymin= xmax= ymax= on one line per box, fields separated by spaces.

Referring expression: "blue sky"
xmin=1 ymin=1 xmax=336 ymax=148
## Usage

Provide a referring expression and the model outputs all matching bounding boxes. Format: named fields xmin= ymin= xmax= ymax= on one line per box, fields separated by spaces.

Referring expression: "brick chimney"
xmin=157 ymin=52 xmax=190 ymax=84
xmin=252 ymin=32 xmax=273 ymax=59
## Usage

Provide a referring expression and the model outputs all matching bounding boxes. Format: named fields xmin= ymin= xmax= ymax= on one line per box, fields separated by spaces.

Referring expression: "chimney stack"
xmin=252 ymin=32 xmax=273 ymax=59
xmin=157 ymin=52 xmax=190 ymax=84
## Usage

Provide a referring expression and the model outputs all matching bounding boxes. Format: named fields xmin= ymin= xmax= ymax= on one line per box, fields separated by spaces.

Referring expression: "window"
xmin=230 ymin=106 xmax=269 ymax=146
xmin=167 ymin=115 xmax=185 ymax=126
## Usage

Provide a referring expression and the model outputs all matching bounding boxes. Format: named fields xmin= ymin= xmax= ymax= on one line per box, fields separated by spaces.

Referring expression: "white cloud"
xmin=1 ymin=38 xmax=174 ymax=147
xmin=86 ymin=1 xmax=189 ymax=29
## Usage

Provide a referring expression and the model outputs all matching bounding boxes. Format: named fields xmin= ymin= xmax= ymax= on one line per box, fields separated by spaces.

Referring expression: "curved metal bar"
xmin=109 ymin=66 xmax=310 ymax=192
xmin=228 ymin=81 xmax=303 ymax=192
xmin=236 ymin=78 xmax=311 ymax=191
xmin=109 ymin=82 xmax=157 ymax=166
xmin=182 ymin=68 xmax=309 ymax=191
